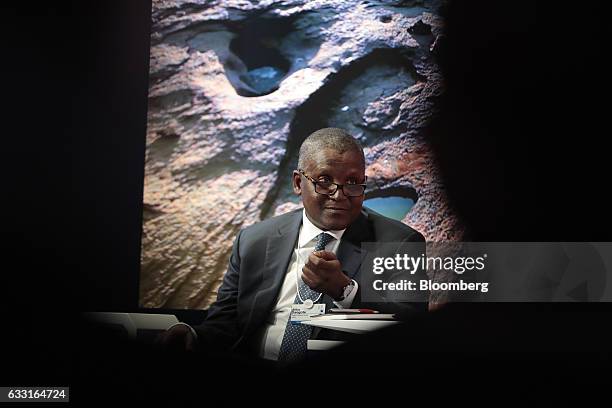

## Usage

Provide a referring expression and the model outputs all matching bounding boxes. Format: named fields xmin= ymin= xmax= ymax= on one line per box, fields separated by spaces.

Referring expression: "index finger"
xmin=312 ymin=250 xmax=337 ymax=260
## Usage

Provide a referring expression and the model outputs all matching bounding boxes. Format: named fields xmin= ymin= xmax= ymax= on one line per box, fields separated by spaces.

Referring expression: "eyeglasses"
xmin=298 ymin=169 xmax=367 ymax=197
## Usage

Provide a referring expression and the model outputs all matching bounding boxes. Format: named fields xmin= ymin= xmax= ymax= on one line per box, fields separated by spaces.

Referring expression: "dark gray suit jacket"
xmin=193 ymin=207 xmax=425 ymax=354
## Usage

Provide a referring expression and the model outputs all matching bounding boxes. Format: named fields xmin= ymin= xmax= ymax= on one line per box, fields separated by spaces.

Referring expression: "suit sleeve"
xmin=356 ymin=227 xmax=428 ymax=315
xmin=395 ymin=230 xmax=429 ymax=314
xmin=192 ymin=229 xmax=243 ymax=351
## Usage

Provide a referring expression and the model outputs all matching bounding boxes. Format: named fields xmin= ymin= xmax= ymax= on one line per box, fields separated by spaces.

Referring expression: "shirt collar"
xmin=299 ymin=208 xmax=346 ymax=248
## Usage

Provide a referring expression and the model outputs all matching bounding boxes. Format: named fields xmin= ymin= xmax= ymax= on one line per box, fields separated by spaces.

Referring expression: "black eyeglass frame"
xmin=297 ymin=169 xmax=367 ymax=197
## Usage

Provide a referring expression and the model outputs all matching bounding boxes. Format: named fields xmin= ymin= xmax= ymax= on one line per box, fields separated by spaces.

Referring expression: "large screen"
xmin=139 ymin=0 xmax=464 ymax=310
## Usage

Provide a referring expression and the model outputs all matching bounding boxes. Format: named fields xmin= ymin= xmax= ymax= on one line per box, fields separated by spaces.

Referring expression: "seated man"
xmin=158 ymin=127 xmax=425 ymax=363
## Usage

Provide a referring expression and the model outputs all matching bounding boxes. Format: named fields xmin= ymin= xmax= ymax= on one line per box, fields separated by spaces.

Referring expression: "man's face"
xmin=293 ymin=148 xmax=365 ymax=231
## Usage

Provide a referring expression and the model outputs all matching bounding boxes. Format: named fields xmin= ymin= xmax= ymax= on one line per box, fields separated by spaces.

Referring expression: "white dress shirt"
xmin=257 ymin=209 xmax=358 ymax=360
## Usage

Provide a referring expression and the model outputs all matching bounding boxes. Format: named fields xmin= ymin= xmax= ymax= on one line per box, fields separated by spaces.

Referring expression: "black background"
xmin=1 ymin=0 xmax=609 ymax=402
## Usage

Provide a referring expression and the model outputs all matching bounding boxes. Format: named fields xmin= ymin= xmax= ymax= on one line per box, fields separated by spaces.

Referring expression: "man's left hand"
xmin=302 ymin=251 xmax=351 ymax=300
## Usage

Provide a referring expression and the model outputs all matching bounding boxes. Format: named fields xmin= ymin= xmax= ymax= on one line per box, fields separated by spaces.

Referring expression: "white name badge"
xmin=289 ymin=303 xmax=326 ymax=323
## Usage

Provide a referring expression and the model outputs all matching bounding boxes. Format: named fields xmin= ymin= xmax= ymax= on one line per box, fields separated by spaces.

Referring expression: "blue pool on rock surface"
xmin=363 ymin=196 xmax=415 ymax=221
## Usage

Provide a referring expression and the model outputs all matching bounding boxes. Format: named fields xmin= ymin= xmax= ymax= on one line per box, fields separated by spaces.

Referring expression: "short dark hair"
xmin=297 ymin=128 xmax=365 ymax=170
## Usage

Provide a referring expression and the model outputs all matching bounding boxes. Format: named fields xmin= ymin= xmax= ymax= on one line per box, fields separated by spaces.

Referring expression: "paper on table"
xmin=309 ymin=313 xmax=396 ymax=320
xmin=300 ymin=319 xmax=400 ymax=334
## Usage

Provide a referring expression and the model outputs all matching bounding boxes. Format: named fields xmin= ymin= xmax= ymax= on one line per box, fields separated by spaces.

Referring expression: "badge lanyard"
xmin=295 ymin=246 xmax=322 ymax=308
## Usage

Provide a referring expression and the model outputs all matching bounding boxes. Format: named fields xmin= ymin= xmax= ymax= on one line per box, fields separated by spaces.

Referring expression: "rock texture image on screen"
xmin=140 ymin=0 xmax=465 ymax=309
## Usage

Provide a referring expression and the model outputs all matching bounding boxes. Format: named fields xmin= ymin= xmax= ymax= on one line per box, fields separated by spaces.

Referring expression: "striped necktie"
xmin=277 ymin=232 xmax=334 ymax=363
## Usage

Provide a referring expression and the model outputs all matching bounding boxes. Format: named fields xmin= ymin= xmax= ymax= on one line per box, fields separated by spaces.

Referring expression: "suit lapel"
xmin=337 ymin=210 xmax=374 ymax=278
xmin=242 ymin=210 xmax=302 ymax=336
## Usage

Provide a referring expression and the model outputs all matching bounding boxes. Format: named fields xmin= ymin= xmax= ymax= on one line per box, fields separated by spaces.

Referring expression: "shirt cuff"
xmin=333 ymin=279 xmax=358 ymax=309
xmin=168 ymin=322 xmax=198 ymax=340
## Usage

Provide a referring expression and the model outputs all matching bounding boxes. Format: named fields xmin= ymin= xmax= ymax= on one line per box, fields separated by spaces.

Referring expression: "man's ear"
xmin=292 ymin=170 xmax=302 ymax=196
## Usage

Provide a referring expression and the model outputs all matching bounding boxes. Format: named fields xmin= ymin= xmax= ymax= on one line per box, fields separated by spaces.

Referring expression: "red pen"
xmin=328 ymin=308 xmax=379 ymax=313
